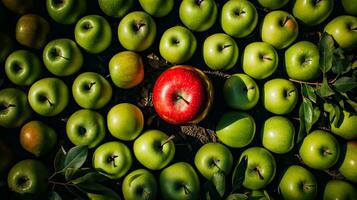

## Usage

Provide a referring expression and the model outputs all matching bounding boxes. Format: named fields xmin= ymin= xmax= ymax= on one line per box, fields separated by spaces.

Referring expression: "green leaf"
xmin=319 ymin=33 xmax=334 ymax=73
xmin=231 ymin=156 xmax=248 ymax=193
xmin=212 ymin=171 xmax=226 ymax=197
xmin=333 ymin=77 xmax=357 ymax=92
xmin=201 ymin=181 xmax=221 ymax=200
xmin=71 ymin=172 xmax=108 ymax=184
xmin=225 ymin=193 xmax=248 ymax=200
xmin=332 ymin=56 xmax=351 ymax=75
xmin=302 ymin=84 xmax=316 ymax=103
xmin=54 ymin=146 xmax=66 ymax=171
xmin=317 ymin=76 xmax=335 ymax=97
xmin=296 ymin=103 xmax=306 ymax=144
xmin=332 ymin=103 xmax=344 ymax=128
xmin=63 ymin=145 xmax=88 ymax=171
xmin=263 ymin=190 xmax=271 ymax=200
xmin=312 ymin=106 xmax=321 ymax=125
xmin=303 ymin=98 xmax=314 ymax=133
xmin=49 ymin=191 xmax=62 ymax=200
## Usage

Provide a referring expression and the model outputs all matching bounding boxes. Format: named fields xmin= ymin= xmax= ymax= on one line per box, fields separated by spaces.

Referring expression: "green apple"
xmin=240 ymin=147 xmax=276 ymax=190
xmin=46 ymin=0 xmax=86 ymax=24
xmin=330 ymin=110 xmax=357 ymax=140
xmin=139 ymin=0 xmax=174 ymax=17
xmin=133 ymin=129 xmax=175 ymax=170
xmin=293 ymin=0 xmax=333 ymax=26
xmin=256 ymin=0 xmax=289 ymax=10
xmin=16 ymin=14 xmax=50 ymax=49
xmin=98 ymin=0 xmax=133 ymax=18
xmin=92 ymin=141 xmax=132 ymax=179
xmin=109 ymin=51 xmax=144 ymax=88
xmin=223 ymin=73 xmax=259 ymax=110
xmin=339 ymin=141 xmax=357 ymax=183
xmin=279 ymin=165 xmax=317 ymax=200
xmin=0 ymin=32 xmax=12 ymax=63
xmin=159 ymin=26 xmax=197 ymax=64
xmin=261 ymin=116 xmax=295 ymax=154
xmin=20 ymin=121 xmax=57 ymax=157
xmin=1 ymin=0 xmax=34 ymax=14
xmin=324 ymin=15 xmax=357 ymax=50
xmin=342 ymin=0 xmax=357 ymax=16
xmin=160 ymin=162 xmax=200 ymax=200
xmin=107 ymin=103 xmax=144 ymax=141
xmin=118 ymin=11 xmax=156 ymax=51
xmin=299 ymin=130 xmax=340 ymax=170
xmin=179 ymin=0 xmax=217 ymax=32
xmin=5 ymin=50 xmax=42 ymax=86
xmin=216 ymin=111 xmax=256 ymax=148
xmin=0 ymin=140 xmax=13 ymax=175
xmin=221 ymin=0 xmax=258 ymax=38
xmin=86 ymin=184 xmax=121 ymax=200
xmin=72 ymin=72 xmax=112 ymax=109
xmin=285 ymin=41 xmax=321 ymax=81
xmin=66 ymin=109 xmax=106 ymax=148
xmin=242 ymin=42 xmax=278 ymax=79
xmin=74 ymin=15 xmax=112 ymax=54
xmin=194 ymin=142 xmax=233 ymax=180
xmin=323 ymin=180 xmax=357 ymax=200
xmin=263 ymin=78 xmax=298 ymax=115
xmin=203 ymin=33 xmax=238 ymax=70
xmin=122 ymin=169 xmax=158 ymax=200
xmin=7 ymin=159 xmax=49 ymax=198
xmin=0 ymin=88 xmax=32 ymax=128
xmin=28 ymin=77 xmax=69 ymax=116
xmin=261 ymin=11 xmax=299 ymax=49
xmin=245 ymin=190 xmax=269 ymax=200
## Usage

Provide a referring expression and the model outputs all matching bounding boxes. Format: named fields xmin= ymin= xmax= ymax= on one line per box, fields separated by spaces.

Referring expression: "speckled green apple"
xmin=46 ymin=0 xmax=86 ymax=24
xmin=98 ymin=0 xmax=133 ymax=18
xmin=139 ymin=0 xmax=174 ymax=17
xmin=122 ymin=169 xmax=158 ymax=200
xmin=324 ymin=15 xmax=357 ymax=50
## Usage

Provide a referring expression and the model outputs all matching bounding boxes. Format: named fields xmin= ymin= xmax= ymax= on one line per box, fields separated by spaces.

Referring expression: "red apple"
xmin=153 ymin=65 xmax=213 ymax=125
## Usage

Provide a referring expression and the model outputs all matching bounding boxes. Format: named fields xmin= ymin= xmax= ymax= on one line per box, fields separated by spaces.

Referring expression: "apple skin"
xmin=118 ymin=11 xmax=157 ymax=51
xmin=122 ymin=169 xmax=158 ymax=200
xmin=342 ymin=0 xmax=357 ymax=16
xmin=5 ymin=50 xmax=42 ymax=86
xmin=216 ymin=111 xmax=256 ymax=148
xmin=223 ymin=73 xmax=259 ymax=110
xmin=0 ymin=88 xmax=32 ymax=128
xmin=299 ymin=130 xmax=340 ymax=170
xmin=109 ymin=51 xmax=144 ymax=89
xmin=46 ymin=0 xmax=86 ymax=24
xmin=66 ymin=109 xmax=106 ymax=148
xmin=194 ymin=142 xmax=233 ymax=180
xmin=256 ymin=0 xmax=289 ymax=10
xmin=261 ymin=11 xmax=299 ymax=49
xmin=330 ymin=110 xmax=357 ymax=140
xmin=1 ymin=0 xmax=34 ymax=14
xmin=323 ymin=180 xmax=357 ymax=200
xmin=221 ymin=0 xmax=258 ymax=38
xmin=133 ymin=130 xmax=175 ymax=170
xmin=107 ymin=103 xmax=144 ymax=141
xmin=92 ymin=141 xmax=132 ymax=179
xmin=139 ymin=0 xmax=174 ymax=17
xmin=203 ymin=33 xmax=238 ymax=71
xmin=263 ymin=78 xmax=298 ymax=115
xmin=179 ymin=0 xmax=218 ymax=32
xmin=324 ymin=15 xmax=357 ymax=50
xmin=261 ymin=116 xmax=295 ymax=154
xmin=243 ymin=42 xmax=278 ymax=79
xmin=20 ymin=121 xmax=57 ymax=157
xmin=74 ymin=15 xmax=112 ymax=54
xmin=240 ymin=147 xmax=276 ymax=190
xmin=159 ymin=26 xmax=197 ymax=64
xmin=284 ymin=41 xmax=321 ymax=81
xmin=0 ymin=140 xmax=13 ymax=176
xmin=153 ymin=65 xmax=214 ymax=125
xmin=98 ymin=0 xmax=133 ymax=18
xmin=278 ymin=165 xmax=317 ymax=200
xmin=0 ymin=32 xmax=13 ymax=63
xmin=16 ymin=14 xmax=50 ymax=50
xmin=160 ymin=162 xmax=200 ymax=200
xmin=28 ymin=77 xmax=70 ymax=117
xmin=339 ymin=141 xmax=357 ymax=183
xmin=293 ymin=0 xmax=333 ymax=26
xmin=7 ymin=159 xmax=50 ymax=198
xmin=72 ymin=72 xmax=113 ymax=109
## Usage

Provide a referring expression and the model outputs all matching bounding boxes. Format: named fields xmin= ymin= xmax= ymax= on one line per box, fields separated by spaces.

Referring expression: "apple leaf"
xmin=303 ymin=98 xmax=314 ymax=133
xmin=212 ymin=171 xmax=226 ymax=197
xmin=332 ymin=49 xmax=351 ymax=75
xmin=302 ymin=84 xmax=316 ymax=103
xmin=54 ymin=146 xmax=67 ymax=171
xmin=49 ymin=191 xmax=62 ymax=200
xmin=296 ymin=103 xmax=306 ymax=144
xmin=319 ymin=33 xmax=334 ymax=73
xmin=332 ymin=103 xmax=344 ymax=128
xmin=312 ymin=106 xmax=321 ymax=126
xmin=333 ymin=77 xmax=357 ymax=92
xmin=263 ymin=190 xmax=271 ymax=200
xmin=63 ymin=145 xmax=88 ymax=171
xmin=225 ymin=193 xmax=248 ymax=200
xmin=71 ymin=171 xmax=108 ymax=185
xmin=231 ymin=156 xmax=247 ymax=193
xmin=201 ymin=181 xmax=221 ymax=200
xmin=317 ymin=76 xmax=335 ymax=97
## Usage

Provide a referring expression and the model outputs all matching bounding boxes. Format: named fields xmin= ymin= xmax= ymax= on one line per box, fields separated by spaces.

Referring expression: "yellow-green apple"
xmin=98 ymin=0 xmax=133 ymax=18
xmin=0 ymin=32 xmax=12 ymax=63
xmin=122 ymin=169 xmax=158 ymax=200
xmin=20 ymin=121 xmax=57 ymax=157
xmin=1 ymin=0 xmax=34 ymax=14
xmin=107 ymin=103 xmax=144 ymax=141
xmin=5 ymin=50 xmax=42 ymax=86
xmin=299 ymin=130 xmax=340 ymax=170
xmin=324 ymin=15 xmax=357 ymax=50
xmin=203 ymin=33 xmax=238 ymax=70
xmin=72 ymin=72 xmax=112 ymax=109
xmin=139 ymin=0 xmax=174 ymax=17
xmin=74 ymin=15 xmax=112 ymax=54
xmin=245 ymin=190 xmax=269 ymax=200
xmin=179 ymin=0 xmax=217 ymax=32
xmin=160 ymin=162 xmax=200 ymax=200
xmin=293 ymin=0 xmax=333 ymax=26
xmin=339 ymin=141 xmax=357 ymax=183
xmin=152 ymin=65 xmax=214 ymax=125
xmin=159 ymin=26 xmax=197 ymax=64
xmin=256 ymin=0 xmax=289 ymax=9
xmin=118 ymin=11 xmax=156 ymax=51
xmin=223 ymin=73 xmax=259 ymax=110
xmin=261 ymin=11 xmax=298 ymax=49
xmin=243 ymin=42 xmax=278 ymax=79
xmin=46 ymin=0 xmax=86 ymax=24
xmin=92 ymin=141 xmax=132 ymax=179
xmin=263 ymin=78 xmax=298 ymax=114
xmin=330 ymin=110 xmax=357 ymax=139
xmin=323 ymin=180 xmax=357 ymax=200
xmin=0 ymin=140 xmax=13 ymax=175
xmin=109 ymin=51 xmax=144 ymax=89
xmin=66 ymin=109 xmax=106 ymax=148
xmin=28 ymin=77 xmax=69 ymax=116
xmin=216 ymin=111 xmax=256 ymax=148
xmin=221 ymin=0 xmax=258 ymax=38
xmin=133 ymin=130 xmax=175 ymax=170
xmin=342 ymin=0 xmax=357 ymax=16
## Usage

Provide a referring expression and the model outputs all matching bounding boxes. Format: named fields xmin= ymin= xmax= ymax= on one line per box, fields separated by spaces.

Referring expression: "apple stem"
xmin=142 ymin=189 xmax=152 ymax=199
xmin=183 ymin=185 xmax=191 ymax=195
xmin=135 ymin=23 xmax=146 ymax=32
xmin=220 ymin=44 xmax=232 ymax=51
xmin=87 ymin=82 xmax=96 ymax=90
xmin=108 ymin=155 xmax=118 ymax=167
xmin=281 ymin=16 xmax=290 ymax=27
xmin=323 ymin=149 xmax=333 ymax=156
xmin=196 ymin=0 xmax=204 ymax=6
xmin=350 ymin=26 xmax=357 ymax=31
xmin=212 ymin=159 xmax=223 ymax=171
xmin=287 ymin=90 xmax=295 ymax=97
xmin=0 ymin=103 xmax=15 ymax=111
xmin=176 ymin=95 xmax=190 ymax=105
xmin=262 ymin=55 xmax=272 ymax=61
xmin=314 ymin=0 xmax=321 ymax=5
xmin=253 ymin=167 xmax=264 ymax=180
xmin=234 ymin=9 xmax=246 ymax=16
xmin=161 ymin=135 xmax=175 ymax=148
xmin=303 ymin=183 xmax=315 ymax=191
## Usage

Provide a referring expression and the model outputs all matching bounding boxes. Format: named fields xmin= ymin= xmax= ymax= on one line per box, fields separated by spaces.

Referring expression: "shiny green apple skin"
xmin=98 ymin=0 xmax=133 ymax=18
xmin=342 ymin=0 xmax=357 ymax=16
xmin=339 ymin=141 xmax=357 ymax=183
xmin=293 ymin=0 xmax=333 ymax=26
xmin=122 ymin=169 xmax=158 ymax=200
xmin=323 ymin=180 xmax=357 ymax=200
xmin=324 ymin=15 xmax=357 ymax=50
xmin=0 ymin=32 xmax=12 ymax=63
xmin=257 ymin=0 xmax=289 ymax=9
xmin=331 ymin=110 xmax=357 ymax=140
xmin=46 ymin=0 xmax=86 ymax=24
xmin=139 ymin=0 xmax=174 ymax=17
xmin=5 ymin=50 xmax=42 ymax=86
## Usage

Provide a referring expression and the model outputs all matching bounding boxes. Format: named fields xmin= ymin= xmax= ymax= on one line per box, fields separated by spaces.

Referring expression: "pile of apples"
xmin=0 ymin=0 xmax=356 ymax=199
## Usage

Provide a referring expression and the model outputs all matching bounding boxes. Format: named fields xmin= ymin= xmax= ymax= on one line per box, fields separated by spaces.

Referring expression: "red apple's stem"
xmin=253 ymin=167 xmax=264 ymax=180
xmin=161 ymin=135 xmax=175 ymax=148
xmin=176 ymin=95 xmax=190 ymax=105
